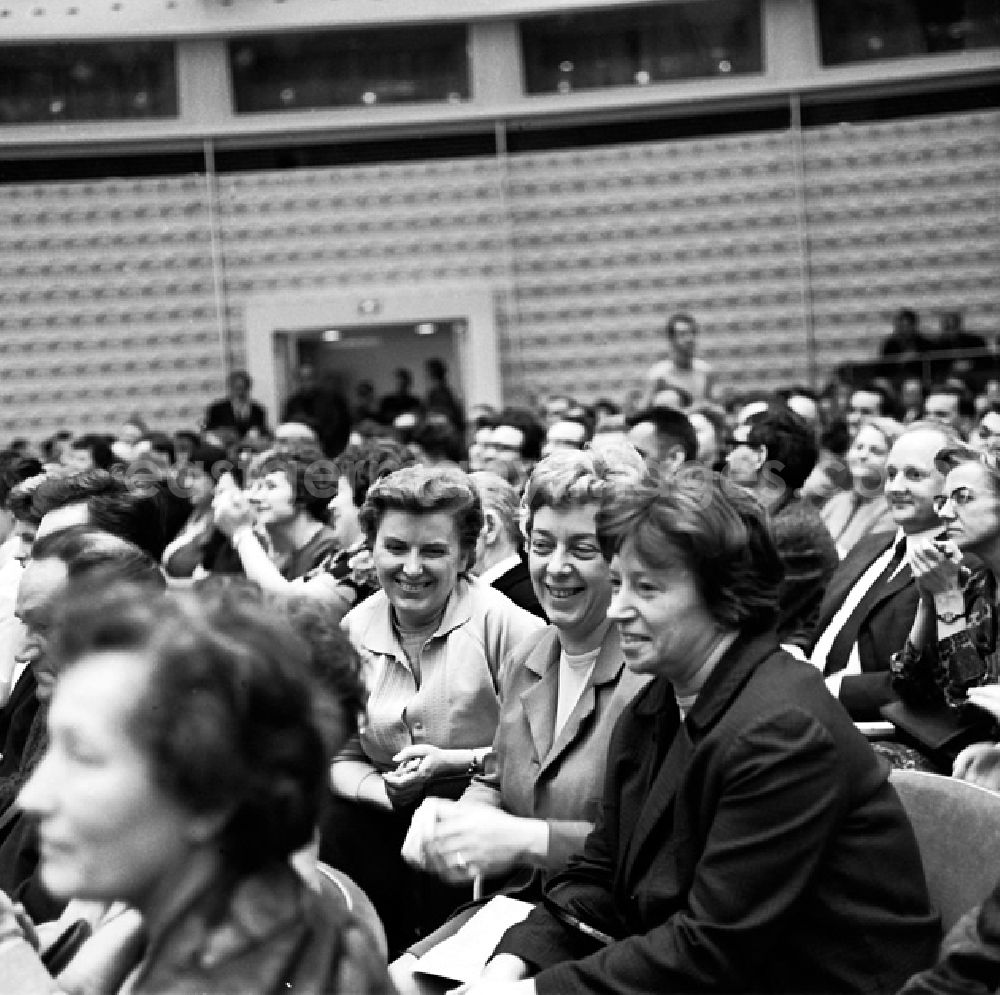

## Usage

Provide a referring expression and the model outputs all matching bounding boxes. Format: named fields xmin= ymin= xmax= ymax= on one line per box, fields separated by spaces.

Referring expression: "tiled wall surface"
xmin=1 ymin=107 xmax=998 ymax=438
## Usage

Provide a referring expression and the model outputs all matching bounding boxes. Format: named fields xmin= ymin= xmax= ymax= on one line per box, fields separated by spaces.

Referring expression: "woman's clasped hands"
xmin=907 ymin=536 xmax=965 ymax=598
xmin=401 ymin=797 xmax=546 ymax=884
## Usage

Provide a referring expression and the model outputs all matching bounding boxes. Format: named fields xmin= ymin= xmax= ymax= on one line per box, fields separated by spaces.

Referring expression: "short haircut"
xmin=850 ymin=382 xmax=899 ymax=421
xmin=32 ymin=469 xmax=127 ymax=520
xmin=187 ymin=444 xmax=231 ymax=477
xmin=247 ymin=448 xmax=330 ymax=522
xmin=31 ymin=525 xmax=165 ymax=588
xmin=274 ymin=593 xmax=366 ymax=760
xmin=470 ymin=471 xmax=522 ymax=547
xmin=925 ymin=383 xmax=976 ymax=420
xmin=360 ymin=465 xmax=483 ymax=571
xmin=521 ymin=446 xmax=647 ymax=539
xmin=494 ymin=407 xmax=545 ymax=461
xmin=329 ymin=439 xmax=415 ymax=510
xmin=666 ymin=312 xmax=697 ymax=339
xmin=50 ymin=583 xmax=332 ymax=872
xmin=0 ymin=452 xmax=43 ymax=509
xmin=897 ymin=419 xmax=962 ymax=451
xmin=746 ymin=405 xmax=818 ymax=492
xmin=599 ymin=470 xmax=783 ymax=634
xmin=856 ymin=417 xmax=906 ymax=453
xmin=70 ymin=434 xmax=115 ymax=471
xmin=935 ymin=443 xmax=1000 ymax=494
xmin=7 ymin=475 xmax=46 ymax=526
xmin=228 ymin=369 xmax=251 ymax=389
xmin=140 ymin=432 xmax=176 ymax=464
xmin=626 ymin=405 xmax=699 ymax=463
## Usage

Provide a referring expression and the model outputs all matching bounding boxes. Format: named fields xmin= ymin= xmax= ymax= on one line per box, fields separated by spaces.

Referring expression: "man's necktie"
xmin=824 ymin=539 xmax=908 ymax=677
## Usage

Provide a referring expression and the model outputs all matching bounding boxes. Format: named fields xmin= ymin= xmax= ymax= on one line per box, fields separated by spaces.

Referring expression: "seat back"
xmin=314 ymin=860 xmax=389 ymax=961
xmin=891 ymin=769 xmax=1000 ymax=935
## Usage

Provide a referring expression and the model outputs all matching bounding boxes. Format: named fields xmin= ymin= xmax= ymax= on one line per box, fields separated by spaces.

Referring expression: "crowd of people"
xmin=1 ymin=309 xmax=1000 ymax=992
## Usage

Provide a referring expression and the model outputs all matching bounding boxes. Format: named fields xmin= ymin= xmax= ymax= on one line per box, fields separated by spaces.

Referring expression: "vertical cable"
xmin=789 ymin=92 xmax=818 ymax=390
xmin=203 ymin=137 xmax=230 ymax=372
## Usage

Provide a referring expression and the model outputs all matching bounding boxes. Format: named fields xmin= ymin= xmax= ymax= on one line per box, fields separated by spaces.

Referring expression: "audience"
xmin=5 ymin=308 xmax=1000 ymax=990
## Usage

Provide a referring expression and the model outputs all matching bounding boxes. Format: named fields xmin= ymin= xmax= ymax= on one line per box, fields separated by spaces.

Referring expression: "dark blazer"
xmin=0 ymin=669 xmax=39 ymax=809
xmin=204 ymin=398 xmax=269 ymax=438
xmin=809 ymin=530 xmax=920 ymax=720
xmin=497 ymin=632 xmax=940 ymax=994
xmin=491 ymin=559 xmax=546 ymax=621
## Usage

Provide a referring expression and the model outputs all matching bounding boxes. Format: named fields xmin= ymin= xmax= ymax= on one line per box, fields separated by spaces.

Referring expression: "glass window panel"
xmin=229 ymin=26 xmax=469 ymax=113
xmin=520 ymin=1 xmax=763 ymax=96
xmin=0 ymin=42 xmax=177 ymax=124
xmin=818 ymin=0 xmax=1000 ymax=66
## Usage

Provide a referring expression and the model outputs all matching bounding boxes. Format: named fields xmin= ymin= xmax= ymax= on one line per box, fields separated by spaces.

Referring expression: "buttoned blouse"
xmin=339 ymin=576 xmax=544 ymax=770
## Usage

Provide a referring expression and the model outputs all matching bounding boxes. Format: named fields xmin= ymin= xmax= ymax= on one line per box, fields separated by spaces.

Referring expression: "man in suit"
xmin=470 ymin=471 xmax=545 ymax=620
xmin=204 ymin=369 xmax=270 ymax=444
xmin=479 ymin=473 xmax=938 ymax=994
xmin=808 ymin=421 xmax=959 ymax=719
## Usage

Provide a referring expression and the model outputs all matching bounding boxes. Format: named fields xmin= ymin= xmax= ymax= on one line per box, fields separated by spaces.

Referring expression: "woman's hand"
xmin=211 ymin=488 xmax=256 ymax=538
xmin=382 ymin=744 xmax=458 ymax=810
xmin=420 ymin=804 xmax=548 ymax=884
xmin=908 ymin=537 xmax=963 ymax=599
xmin=953 ymin=741 xmax=1000 ymax=792
xmin=966 ymin=686 xmax=1000 ymax=721
xmin=451 ymin=955 xmax=534 ymax=995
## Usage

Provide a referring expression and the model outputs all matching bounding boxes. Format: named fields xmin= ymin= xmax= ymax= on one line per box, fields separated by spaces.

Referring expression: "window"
xmin=0 ymin=43 xmax=177 ymax=124
xmin=520 ymin=1 xmax=763 ymax=96
xmin=230 ymin=26 xmax=470 ymax=112
xmin=818 ymin=0 xmax=1000 ymax=66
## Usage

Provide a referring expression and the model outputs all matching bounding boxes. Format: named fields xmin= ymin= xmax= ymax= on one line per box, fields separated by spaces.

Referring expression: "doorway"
xmin=290 ymin=320 xmax=459 ymax=421
xmin=243 ymin=284 xmax=501 ymax=428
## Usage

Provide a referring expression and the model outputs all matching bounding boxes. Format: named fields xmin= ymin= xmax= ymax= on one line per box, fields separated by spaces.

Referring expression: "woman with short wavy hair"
xmin=321 ymin=464 xmax=544 ymax=954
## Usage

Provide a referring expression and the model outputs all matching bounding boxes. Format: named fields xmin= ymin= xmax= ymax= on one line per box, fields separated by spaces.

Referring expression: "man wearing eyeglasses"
xmin=808 ymin=421 xmax=959 ymax=719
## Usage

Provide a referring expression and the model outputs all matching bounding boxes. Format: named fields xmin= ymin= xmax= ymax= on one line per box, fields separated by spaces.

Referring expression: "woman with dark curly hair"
xmin=213 ymin=446 xmax=339 ymax=583
xmin=321 ymin=465 xmax=544 ymax=954
xmin=467 ymin=470 xmax=938 ymax=995
xmin=0 ymin=582 xmax=391 ymax=994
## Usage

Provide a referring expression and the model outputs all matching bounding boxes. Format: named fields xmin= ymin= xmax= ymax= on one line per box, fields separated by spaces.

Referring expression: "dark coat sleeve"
xmin=899 ymin=881 xmax=1000 ymax=994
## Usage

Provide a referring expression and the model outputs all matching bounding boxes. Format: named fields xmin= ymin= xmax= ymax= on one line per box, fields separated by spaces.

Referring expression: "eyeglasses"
xmin=933 ymin=488 xmax=978 ymax=513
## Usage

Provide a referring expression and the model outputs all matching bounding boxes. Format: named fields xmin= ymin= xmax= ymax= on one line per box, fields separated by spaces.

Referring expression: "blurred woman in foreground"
xmin=1 ymin=583 xmax=390 ymax=994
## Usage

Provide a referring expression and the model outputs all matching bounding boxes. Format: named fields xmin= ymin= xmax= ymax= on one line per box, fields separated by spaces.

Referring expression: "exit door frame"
xmin=243 ymin=283 xmax=502 ymax=425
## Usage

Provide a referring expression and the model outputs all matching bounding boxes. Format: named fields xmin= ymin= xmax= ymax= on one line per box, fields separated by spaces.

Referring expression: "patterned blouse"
xmin=890 ymin=567 xmax=1000 ymax=707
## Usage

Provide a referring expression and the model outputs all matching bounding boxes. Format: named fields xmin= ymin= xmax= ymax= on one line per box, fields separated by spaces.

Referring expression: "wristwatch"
xmin=936 ymin=610 xmax=967 ymax=624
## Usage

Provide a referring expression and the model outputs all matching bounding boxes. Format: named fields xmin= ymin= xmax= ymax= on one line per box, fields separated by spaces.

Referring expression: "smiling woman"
xmin=321 ymin=465 xmax=544 ymax=955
